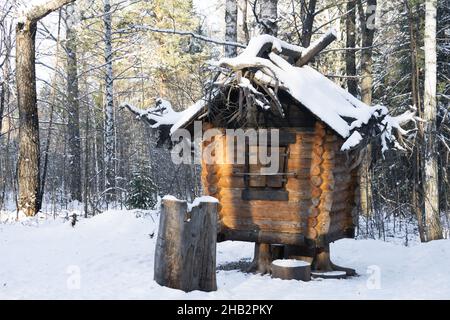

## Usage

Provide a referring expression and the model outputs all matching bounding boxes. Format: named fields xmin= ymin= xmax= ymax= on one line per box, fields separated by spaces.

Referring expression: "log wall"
xmin=201 ymin=122 xmax=357 ymax=246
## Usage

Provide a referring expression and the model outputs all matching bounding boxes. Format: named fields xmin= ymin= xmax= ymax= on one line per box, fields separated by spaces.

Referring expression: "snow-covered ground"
xmin=0 ymin=209 xmax=449 ymax=299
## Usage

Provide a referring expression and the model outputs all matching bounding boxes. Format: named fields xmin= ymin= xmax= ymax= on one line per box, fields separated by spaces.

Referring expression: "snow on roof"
xmin=123 ymin=34 xmax=415 ymax=152
xmin=169 ymin=95 xmax=212 ymax=135
xmin=218 ymin=39 xmax=387 ymax=139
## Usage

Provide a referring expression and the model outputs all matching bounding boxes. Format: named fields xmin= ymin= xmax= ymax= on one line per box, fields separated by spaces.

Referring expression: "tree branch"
xmin=124 ymin=24 xmax=246 ymax=48
xmin=20 ymin=0 xmax=75 ymax=23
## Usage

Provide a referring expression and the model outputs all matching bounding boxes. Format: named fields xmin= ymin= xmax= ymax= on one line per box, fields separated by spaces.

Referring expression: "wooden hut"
xmin=124 ymin=32 xmax=415 ymax=275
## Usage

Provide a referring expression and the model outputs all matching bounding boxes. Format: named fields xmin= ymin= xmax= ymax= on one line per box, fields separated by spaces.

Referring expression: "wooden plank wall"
xmin=201 ymin=123 xmax=357 ymax=246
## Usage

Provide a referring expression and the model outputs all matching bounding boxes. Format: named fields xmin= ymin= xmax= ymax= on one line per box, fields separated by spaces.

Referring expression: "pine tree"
xmin=126 ymin=167 xmax=157 ymax=210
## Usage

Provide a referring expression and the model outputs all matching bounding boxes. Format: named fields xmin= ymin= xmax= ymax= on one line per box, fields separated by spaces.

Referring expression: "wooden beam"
xmin=295 ymin=29 xmax=337 ymax=67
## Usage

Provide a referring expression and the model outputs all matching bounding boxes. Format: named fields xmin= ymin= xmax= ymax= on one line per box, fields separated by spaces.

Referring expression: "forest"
xmin=0 ymin=0 xmax=449 ymax=300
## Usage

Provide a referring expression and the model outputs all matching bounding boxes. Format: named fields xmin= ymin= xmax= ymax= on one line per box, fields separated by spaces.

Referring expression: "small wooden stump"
xmin=271 ymin=259 xmax=311 ymax=281
xmin=154 ymin=196 xmax=218 ymax=292
xmin=311 ymin=270 xmax=347 ymax=279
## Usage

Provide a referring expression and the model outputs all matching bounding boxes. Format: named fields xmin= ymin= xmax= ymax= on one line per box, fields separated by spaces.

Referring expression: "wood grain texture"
xmin=201 ymin=126 xmax=356 ymax=246
xmin=154 ymin=198 xmax=218 ymax=292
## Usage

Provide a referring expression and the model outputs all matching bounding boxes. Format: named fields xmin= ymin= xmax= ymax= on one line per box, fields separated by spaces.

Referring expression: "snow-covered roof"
xmin=123 ymin=34 xmax=416 ymax=152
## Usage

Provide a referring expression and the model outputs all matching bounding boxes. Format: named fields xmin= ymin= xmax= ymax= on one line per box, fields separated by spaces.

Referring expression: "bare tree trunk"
xmin=258 ymin=0 xmax=278 ymax=36
xmin=0 ymin=39 xmax=12 ymax=207
xmin=103 ymin=0 xmax=115 ymax=202
xmin=345 ymin=0 xmax=357 ymax=96
xmin=16 ymin=20 xmax=41 ymax=216
xmin=423 ymin=0 xmax=442 ymax=241
xmin=15 ymin=0 xmax=75 ymax=216
xmin=0 ymin=77 xmax=4 ymax=139
xmin=300 ymin=0 xmax=317 ymax=47
xmin=83 ymin=98 xmax=90 ymax=218
xmin=225 ymin=0 xmax=238 ymax=57
xmin=405 ymin=0 xmax=426 ymax=242
xmin=66 ymin=4 xmax=82 ymax=202
xmin=357 ymin=0 xmax=377 ymax=217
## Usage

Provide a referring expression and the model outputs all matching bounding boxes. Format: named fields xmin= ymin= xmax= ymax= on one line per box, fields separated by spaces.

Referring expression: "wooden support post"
xmin=154 ymin=196 xmax=218 ymax=292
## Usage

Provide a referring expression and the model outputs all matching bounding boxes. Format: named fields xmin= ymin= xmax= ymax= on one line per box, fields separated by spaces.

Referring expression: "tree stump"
xmin=271 ymin=259 xmax=311 ymax=281
xmin=154 ymin=196 xmax=218 ymax=292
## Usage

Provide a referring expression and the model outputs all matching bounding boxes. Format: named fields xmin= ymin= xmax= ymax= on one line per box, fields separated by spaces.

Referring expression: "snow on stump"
xmin=154 ymin=195 xmax=218 ymax=292
xmin=271 ymin=259 xmax=311 ymax=282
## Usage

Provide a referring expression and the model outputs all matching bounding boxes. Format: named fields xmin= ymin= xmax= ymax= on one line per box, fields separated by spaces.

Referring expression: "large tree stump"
xmin=154 ymin=196 xmax=218 ymax=292
xmin=271 ymin=259 xmax=311 ymax=281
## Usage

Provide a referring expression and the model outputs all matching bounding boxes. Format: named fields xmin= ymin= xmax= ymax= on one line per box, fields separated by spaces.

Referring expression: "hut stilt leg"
xmin=312 ymin=244 xmax=356 ymax=276
xmin=247 ymin=243 xmax=283 ymax=274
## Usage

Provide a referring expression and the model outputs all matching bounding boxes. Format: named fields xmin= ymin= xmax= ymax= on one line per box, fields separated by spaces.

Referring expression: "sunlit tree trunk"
xmin=357 ymin=0 xmax=377 ymax=217
xmin=15 ymin=0 xmax=75 ymax=216
xmin=423 ymin=0 xmax=443 ymax=241
xmin=16 ymin=20 xmax=41 ymax=216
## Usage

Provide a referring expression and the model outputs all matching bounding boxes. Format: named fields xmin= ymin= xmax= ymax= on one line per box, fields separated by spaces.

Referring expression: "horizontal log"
xmin=310 ymin=176 xmax=322 ymax=187
xmin=218 ymin=229 xmax=305 ymax=245
xmin=305 ymin=227 xmax=318 ymax=240
xmin=216 ymin=176 xmax=246 ymax=188
xmin=323 ymin=150 xmax=335 ymax=160
xmin=285 ymin=179 xmax=312 ymax=190
xmin=287 ymin=189 xmax=312 ymax=201
xmin=219 ymin=206 xmax=304 ymax=221
xmin=218 ymin=199 xmax=312 ymax=214
xmin=287 ymin=159 xmax=312 ymax=170
xmin=288 ymin=153 xmax=314 ymax=160
xmin=288 ymin=143 xmax=315 ymax=154
xmin=220 ymin=217 xmax=303 ymax=233
xmin=308 ymin=217 xmax=318 ymax=228
xmin=242 ymin=189 xmax=289 ymax=201
xmin=311 ymin=186 xmax=322 ymax=199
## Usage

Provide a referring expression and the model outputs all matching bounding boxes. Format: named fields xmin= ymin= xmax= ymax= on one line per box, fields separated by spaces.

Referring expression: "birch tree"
xmin=423 ymin=0 xmax=443 ymax=241
xmin=103 ymin=0 xmax=116 ymax=202
xmin=225 ymin=0 xmax=238 ymax=57
xmin=258 ymin=0 xmax=278 ymax=36
xmin=15 ymin=0 xmax=75 ymax=216
xmin=357 ymin=0 xmax=377 ymax=217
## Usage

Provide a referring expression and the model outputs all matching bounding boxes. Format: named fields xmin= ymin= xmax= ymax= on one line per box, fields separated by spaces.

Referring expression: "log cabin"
xmin=123 ymin=32 xmax=415 ymax=276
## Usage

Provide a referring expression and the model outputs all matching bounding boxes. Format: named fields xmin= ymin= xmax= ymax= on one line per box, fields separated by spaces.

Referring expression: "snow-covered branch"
xmin=18 ymin=0 xmax=75 ymax=23
xmin=121 ymin=98 xmax=182 ymax=129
